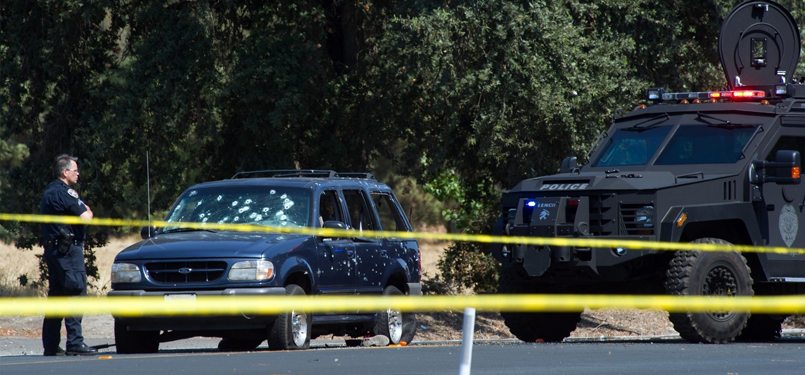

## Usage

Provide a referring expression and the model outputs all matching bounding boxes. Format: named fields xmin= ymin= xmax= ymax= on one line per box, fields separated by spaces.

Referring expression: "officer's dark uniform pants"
xmin=42 ymin=244 xmax=87 ymax=351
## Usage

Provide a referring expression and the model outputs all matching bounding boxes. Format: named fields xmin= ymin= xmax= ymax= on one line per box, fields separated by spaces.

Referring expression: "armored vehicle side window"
xmin=655 ymin=125 xmax=756 ymax=165
xmin=767 ymin=136 xmax=805 ymax=159
xmin=164 ymin=186 xmax=312 ymax=230
xmin=344 ymin=190 xmax=376 ymax=231
xmin=593 ymin=126 xmax=672 ymax=167
xmin=372 ymin=192 xmax=407 ymax=231
xmin=318 ymin=190 xmax=344 ymax=227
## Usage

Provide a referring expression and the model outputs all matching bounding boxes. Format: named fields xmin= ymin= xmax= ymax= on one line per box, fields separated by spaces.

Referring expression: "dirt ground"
xmin=0 ymin=237 xmax=800 ymax=342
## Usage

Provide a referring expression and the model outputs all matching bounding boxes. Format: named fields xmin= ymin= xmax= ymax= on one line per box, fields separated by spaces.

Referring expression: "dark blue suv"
xmin=109 ymin=170 xmax=421 ymax=353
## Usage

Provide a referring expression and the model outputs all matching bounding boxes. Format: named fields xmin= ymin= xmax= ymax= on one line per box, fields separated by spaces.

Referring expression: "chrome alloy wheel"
xmin=386 ymin=308 xmax=403 ymax=343
xmin=291 ymin=310 xmax=308 ymax=347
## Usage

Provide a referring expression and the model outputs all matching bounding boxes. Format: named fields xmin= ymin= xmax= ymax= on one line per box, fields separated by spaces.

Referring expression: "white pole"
xmin=458 ymin=307 xmax=476 ymax=375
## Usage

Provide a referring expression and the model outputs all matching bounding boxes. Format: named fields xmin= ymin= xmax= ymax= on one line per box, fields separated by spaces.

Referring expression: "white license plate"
xmin=164 ymin=294 xmax=196 ymax=301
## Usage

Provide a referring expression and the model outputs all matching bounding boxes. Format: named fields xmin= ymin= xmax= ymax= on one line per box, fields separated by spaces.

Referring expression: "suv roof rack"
xmin=230 ymin=169 xmax=375 ymax=180
xmin=335 ymin=172 xmax=376 ymax=179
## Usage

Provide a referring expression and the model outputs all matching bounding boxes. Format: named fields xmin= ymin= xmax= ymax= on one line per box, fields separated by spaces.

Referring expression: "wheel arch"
xmin=678 ymin=220 xmax=768 ymax=282
xmin=382 ymin=258 xmax=411 ymax=294
xmin=279 ymin=258 xmax=314 ymax=293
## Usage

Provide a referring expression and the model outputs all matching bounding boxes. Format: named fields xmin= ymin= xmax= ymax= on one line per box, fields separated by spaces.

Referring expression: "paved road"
xmin=2 ymin=335 xmax=805 ymax=375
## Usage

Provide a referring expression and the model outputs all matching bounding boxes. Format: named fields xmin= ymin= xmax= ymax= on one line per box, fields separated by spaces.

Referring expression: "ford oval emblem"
xmin=178 ymin=267 xmax=192 ymax=274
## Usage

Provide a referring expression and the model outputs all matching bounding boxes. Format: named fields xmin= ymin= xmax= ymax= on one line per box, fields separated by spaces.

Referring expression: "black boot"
xmin=66 ymin=343 xmax=98 ymax=356
xmin=44 ymin=347 xmax=65 ymax=356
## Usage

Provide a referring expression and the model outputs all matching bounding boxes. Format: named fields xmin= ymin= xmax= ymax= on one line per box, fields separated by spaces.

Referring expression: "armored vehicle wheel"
xmin=737 ymin=314 xmax=785 ymax=341
xmin=373 ymin=285 xmax=417 ymax=345
xmin=498 ymin=266 xmax=580 ymax=342
xmin=217 ymin=337 xmax=264 ymax=351
xmin=114 ymin=319 xmax=159 ymax=354
xmin=501 ymin=311 xmax=581 ymax=342
xmin=268 ymin=284 xmax=311 ymax=350
xmin=664 ymin=238 xmax=753 ymax=343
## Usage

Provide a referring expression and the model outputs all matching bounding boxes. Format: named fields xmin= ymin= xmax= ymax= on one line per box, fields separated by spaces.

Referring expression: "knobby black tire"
xmin=114 ymin=319 xmax=160 ymax=354
xmin=498 ymin=266 xmax=580 ymax=342
xmin=268 ymin=284 xmax=311 ymax=350
xmin=373 ymin=285 xmax=417 ymax=345
xmin=664 ymin=238 xmax=753 ymax=343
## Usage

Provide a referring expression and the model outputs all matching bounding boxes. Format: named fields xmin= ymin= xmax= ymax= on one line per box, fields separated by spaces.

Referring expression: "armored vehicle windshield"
xmin=593 ymin=125 xmax=672 ymax=167
xmin=593 ymin=120 xmax=760 ymax=167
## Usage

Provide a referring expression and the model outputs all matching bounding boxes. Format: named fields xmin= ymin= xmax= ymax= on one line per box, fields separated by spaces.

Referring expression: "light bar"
xmin=652 ymin=89 xmax=769 ymax=103
xmin=730 ymin=90 xmax=766 ymax=98
xmin=661 ymin=92 xmax=711 ymax=101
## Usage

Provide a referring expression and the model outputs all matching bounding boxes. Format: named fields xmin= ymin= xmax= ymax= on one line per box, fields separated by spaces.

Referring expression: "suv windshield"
xmin=655 ymin=125 xmax=756 ymax=165
xmin=593 ymin=126 xmax=672 ymax=167
xmin=164 ymin=186 xmax=311 ymax=230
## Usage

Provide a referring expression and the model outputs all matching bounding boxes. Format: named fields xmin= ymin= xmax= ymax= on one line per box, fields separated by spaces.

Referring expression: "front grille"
xmin=620 ymin=203 xmax=655 ymax=235
xmin=145 ymin=261 xmax=227 ymax=283
xmin=588 ymin=194 xmax=616 ymax=235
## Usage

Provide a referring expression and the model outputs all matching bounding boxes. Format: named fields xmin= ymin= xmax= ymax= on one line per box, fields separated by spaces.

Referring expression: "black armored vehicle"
xmin=492 ymin=0 xmax=805 ymax=343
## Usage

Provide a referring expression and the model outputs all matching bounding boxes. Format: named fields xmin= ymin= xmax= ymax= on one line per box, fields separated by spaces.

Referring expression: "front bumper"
xmin=499 ymin=240 xmax=659 ymax=279
xmin=108 ymin=287 xmax=287 ymax=297
xmin=109 ymin=287 xmax=287 ymax=331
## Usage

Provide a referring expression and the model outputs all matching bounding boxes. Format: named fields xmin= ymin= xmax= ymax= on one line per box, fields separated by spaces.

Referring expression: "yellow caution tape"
xmin=1 ymin=212 xmax=805 ymax=255
xmin=1 ymin=294 xmax=805 ymax=317
xmin=2 ymin=212 xmax=804 ymax=317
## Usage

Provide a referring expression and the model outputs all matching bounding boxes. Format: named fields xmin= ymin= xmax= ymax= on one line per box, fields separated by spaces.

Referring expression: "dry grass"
xmin=418 ymin=239 xmax=449 ymax=280
xmin=0 ymin=236 xmax=139 ymax=296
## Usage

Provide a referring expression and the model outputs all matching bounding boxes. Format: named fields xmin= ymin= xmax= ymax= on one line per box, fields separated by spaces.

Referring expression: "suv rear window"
xmin=165 ymin=186 xmax=311 ymax=228
xmin=372 ymin=193 xmax=407 ymax=231
xmin=344 ymin=189 xmax=375 ymax=231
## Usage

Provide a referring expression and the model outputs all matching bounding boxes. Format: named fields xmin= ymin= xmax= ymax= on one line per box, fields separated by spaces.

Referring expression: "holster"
xmin=56 ymin=226 xmax=75 ymax=254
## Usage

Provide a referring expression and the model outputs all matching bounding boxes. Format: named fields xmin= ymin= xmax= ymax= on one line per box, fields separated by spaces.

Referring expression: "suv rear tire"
xmin=268 ymin=284 xmax=311 ymax=350
xmin=218 ymin=337 xmax=264 ymax=351
xmin=114 ymin=319 xmax=160 ymax=354
xmin=373 ymin=285 xmax=417 ymax=345
xmin=664 ymin=238 xmax=753 ymax=343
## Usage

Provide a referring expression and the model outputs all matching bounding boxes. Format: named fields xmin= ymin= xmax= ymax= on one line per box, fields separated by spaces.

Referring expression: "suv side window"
xmin=318 ymin=190 xmax=344 ymax=227
xmin=372 ymin=192 xmax=407 ymax=231
xmin=343 ymin=189 xmax=375 ymax=231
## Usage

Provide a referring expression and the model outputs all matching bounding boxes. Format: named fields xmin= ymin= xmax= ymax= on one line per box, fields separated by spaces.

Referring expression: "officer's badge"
xmin=67 ymin=188 xmax=79 ymax=199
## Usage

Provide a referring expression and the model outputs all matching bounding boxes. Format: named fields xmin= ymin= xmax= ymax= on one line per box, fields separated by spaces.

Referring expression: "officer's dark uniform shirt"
xmin=40 ymin=180 xmax=88 ymax=242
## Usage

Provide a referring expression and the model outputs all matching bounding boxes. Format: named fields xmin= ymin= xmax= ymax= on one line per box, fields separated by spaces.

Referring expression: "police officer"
xmin=40 ymin=154 xmax=97 ymax=356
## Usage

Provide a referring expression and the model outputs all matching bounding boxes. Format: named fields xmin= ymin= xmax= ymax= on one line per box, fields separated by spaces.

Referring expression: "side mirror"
xmin=752 ymin=150 xmax=801 ymax=185
xmin=140 ymin=226 xmax=156 ymax=239
xmin=322 ymin=220 xmax=347 ymax=230
xmin=559 ymin=156 xmax=579 ymax=173
xmin=319 ymin=220 xmax=347 ymax=241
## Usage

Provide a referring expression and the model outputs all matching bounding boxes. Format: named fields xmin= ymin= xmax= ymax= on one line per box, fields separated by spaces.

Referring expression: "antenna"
xmin=146 ymin=150 xmax=151 ymax=225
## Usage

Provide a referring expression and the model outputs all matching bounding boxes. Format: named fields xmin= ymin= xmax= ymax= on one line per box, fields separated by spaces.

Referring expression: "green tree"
xmin=89 ymin=1 xmax=222 ymax=218
xmin=0 ymin=0 xmax=123 ymax=286
xmin=354 ymin=0 xmax=648 ymax=291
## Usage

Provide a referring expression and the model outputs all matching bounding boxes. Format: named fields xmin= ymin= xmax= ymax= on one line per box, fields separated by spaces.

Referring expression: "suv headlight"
xmin=111 ymin=263 xmax=142 ymax=283
xmin=228 ymin=260 xmax=274 ymax=281
xmin=634 ymin=205 xmax=655 ymax=228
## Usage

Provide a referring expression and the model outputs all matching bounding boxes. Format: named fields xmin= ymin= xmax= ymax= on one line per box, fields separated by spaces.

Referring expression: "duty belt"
xmin=43 ymin=239 xmax=84 ymax=247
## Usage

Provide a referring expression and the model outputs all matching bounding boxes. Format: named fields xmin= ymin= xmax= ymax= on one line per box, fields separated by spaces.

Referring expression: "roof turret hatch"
xmin=719 ymin=0 xmax=801 ymax=89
